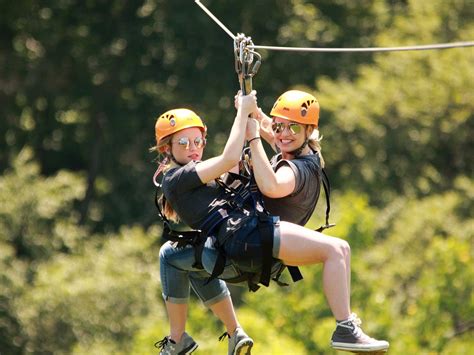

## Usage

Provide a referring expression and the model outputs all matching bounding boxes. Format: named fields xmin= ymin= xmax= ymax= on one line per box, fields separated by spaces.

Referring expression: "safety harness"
xmin=155 ymin=34 xmax=334 ymax=291
xmin=154 ymin=163 xmax=278 ymax=291
xmin=154 ymin=152 xmax=334 ymax=292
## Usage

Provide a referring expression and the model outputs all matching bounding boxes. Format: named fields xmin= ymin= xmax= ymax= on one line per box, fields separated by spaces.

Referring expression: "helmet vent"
xmin=301 ymin=100 xmax=316 ymax=116
xmin=163 ymin=114 xmax=176 ymax=126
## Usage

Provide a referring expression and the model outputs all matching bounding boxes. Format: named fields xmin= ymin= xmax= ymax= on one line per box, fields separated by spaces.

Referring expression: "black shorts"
xmin=211 ymin=213 xmax=282 ymax=277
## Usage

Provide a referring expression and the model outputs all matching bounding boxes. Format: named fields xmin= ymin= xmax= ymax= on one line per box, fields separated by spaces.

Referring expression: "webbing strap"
xmin=287 ymin=266 xmax=303 ymax=282
xmin=258 ymin=215 xmax=274 ymax=287
xmin=192 ymin=241 xmax=205 ymax=269
xmin=316 ymin=168 xmax=336 ymax=233
xmin=155 ymin=189 xmax=169 ymax=226
xmin=206 ymin=248 xmax=261 ymax=292
xmin=207 ymin=244 xmax=227 ymax=284
xmin=221 ymin=273 xmax=260 ymax=292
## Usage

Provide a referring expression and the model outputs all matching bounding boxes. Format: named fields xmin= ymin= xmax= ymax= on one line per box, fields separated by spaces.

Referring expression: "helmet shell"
xmin=270 ymin=90 xmax=320 ymax=127
xmin=155 ymin=108 xmax=206 ymax=147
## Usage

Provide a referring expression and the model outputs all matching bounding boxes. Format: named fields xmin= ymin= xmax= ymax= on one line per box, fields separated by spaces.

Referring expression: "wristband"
xmin=248 ymin=137 xmax=261 ymax=144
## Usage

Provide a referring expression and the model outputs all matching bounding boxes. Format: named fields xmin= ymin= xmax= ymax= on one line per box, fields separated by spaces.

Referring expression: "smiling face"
xmin=272 ymin=116 xmax=308 ymax=155
xmin=168 ymin=127 xmax=206 ymax=164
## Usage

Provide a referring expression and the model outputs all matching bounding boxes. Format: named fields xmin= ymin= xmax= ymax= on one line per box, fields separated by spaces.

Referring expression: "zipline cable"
xmin=194 ymin=0 xmax=235 ymax=40
xmin=250 ymin=42 xmax=474 ymax=53
xmin=195 ymin=0 xmax=474 ymax=53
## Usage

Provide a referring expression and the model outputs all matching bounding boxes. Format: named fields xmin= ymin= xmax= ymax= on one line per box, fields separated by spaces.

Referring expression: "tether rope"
xmin=195 ymin=0 xmax=474 ymax=53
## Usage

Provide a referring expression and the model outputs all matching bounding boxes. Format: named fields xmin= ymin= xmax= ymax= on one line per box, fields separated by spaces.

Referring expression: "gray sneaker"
xmin=219 ymin=327 xmax=254 ymax=355
xmin=330 ymin=313 xmax=389 ymax=352
xmin=155 ymin=332 xmax=198 ymax=355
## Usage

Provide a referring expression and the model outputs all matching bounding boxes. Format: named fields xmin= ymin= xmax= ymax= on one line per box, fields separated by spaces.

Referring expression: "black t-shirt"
xmin=162 ymin=153 xmax=322 ymax=229
xmin=262 ymin=153 xmax=322 ymax=226
xmin=161 ymin=161 xmax=231 ymax=230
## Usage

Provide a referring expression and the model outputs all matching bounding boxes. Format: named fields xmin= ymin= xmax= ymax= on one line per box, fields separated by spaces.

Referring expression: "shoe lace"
xmin=218 ymin=331 xmax=230 ymax=342
xmin=336 ymin=313 xmax=362 ymax=330
xmin=154 ymin=336 xmax=170 ymax=350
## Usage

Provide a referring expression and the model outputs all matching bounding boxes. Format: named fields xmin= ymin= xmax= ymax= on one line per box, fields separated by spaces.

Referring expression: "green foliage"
xmin=0 ymin=147 xmax=87 ymax=352
xmin=14 ymin=226 xmax=163 ymax=354
xmin=1 ymin=0 xmax=473 ymax=353
xmin=306 ymin=190 xmax=377 ymax=251
xmin=0 ymin=147 xmax=87 ymax=261
xmin=356 ymin=178 xmax=474 ymax=353
xmin=318 ymin=0 xmax=474 ymax=203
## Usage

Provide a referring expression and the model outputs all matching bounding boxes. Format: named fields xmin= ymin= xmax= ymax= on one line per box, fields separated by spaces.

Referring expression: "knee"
xmin=330 ymin=238 xmax=351 ymax=259
xmin=339 ymin=239 xmax=351 ymax=258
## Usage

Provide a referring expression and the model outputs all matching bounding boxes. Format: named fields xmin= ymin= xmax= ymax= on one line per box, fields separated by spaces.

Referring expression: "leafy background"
xmin=0 ymin=0 xmax=472 ymax=354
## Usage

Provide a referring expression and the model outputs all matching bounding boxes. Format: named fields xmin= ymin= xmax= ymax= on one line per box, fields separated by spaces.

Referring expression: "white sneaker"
xmin=330 ymin=313 xmax=389 ymax=352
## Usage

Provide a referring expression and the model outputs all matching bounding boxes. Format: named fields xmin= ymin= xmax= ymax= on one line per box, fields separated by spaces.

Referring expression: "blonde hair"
xmin=308 ymin=127 xmax=325 ymax=168
xmin=151 ymin=135 xmax=180 ymax=222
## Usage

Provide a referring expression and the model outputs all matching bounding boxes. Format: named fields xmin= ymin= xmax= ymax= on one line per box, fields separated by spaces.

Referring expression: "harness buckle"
xmin=316 ymin=223 xmax=336 ymax=233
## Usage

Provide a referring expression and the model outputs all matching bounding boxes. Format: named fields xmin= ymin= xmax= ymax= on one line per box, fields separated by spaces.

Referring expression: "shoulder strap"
xmin=316 ymin=168 xmax=336 ymax=233
xmin=155 ymin=189 xmax=201 ymax=242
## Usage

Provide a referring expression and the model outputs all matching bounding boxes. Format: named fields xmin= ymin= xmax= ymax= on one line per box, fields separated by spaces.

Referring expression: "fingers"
xmin=236 ymin=90 xmax=259 ymax=118
xmin=254 ymin=107 xmax=263 ymax=120
xmin=236 ymin=89 xmax=257 ymax=99
xmin=245 ymin=118 xmax=260 ymax=140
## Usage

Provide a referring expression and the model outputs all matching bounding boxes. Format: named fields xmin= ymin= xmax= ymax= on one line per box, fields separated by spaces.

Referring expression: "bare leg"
xmin=165 ymin=302 xmax=188 ymax=342
xmin=278 ymin=221 xmax=351 ymax=320
xmin=209 ymin=295 xmax=240 ymax=335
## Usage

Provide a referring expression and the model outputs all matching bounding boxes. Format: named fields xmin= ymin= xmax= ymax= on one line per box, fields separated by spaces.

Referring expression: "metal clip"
xmin=234 ymin=33 xmax=262 ymax=94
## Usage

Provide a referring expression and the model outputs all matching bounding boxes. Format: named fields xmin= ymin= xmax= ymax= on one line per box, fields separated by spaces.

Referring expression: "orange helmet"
xmin=155 ymin=108 xmax=206 ymax=148
xmin=270 ymin=90 xmax=320 ymax=127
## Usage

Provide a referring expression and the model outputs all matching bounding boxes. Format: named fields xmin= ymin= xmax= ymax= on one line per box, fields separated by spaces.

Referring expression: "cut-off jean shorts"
xmin=159 ymin=242 xmax=230 ymax=306
xmin=159 ymin=215 xmax=282 ymax=305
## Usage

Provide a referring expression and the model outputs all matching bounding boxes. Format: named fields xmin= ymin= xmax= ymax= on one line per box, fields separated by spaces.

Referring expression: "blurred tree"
xmin=317 ymin=0 xmax=474 ymax=204
xmin=0 ymin=147 xmax=88 ymax=353
xmin=0 ymin=0 xmax=473 ymax=353
xmin=357 ymin=177 xmax=474 ymax=353
xmin=0 ymin=0 xmax=388 ymax=232
xmin=14 ymin=226 xmax=162 ymax=354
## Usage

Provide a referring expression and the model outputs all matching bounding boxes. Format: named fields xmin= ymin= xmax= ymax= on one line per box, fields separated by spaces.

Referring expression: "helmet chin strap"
xmin=288 ymin=140 xmax=308 ymax=157
xmin=288 ymin=129 xmax=310 ymax=157
xmin=163 ymin=143 xmax=182 ymax=166
xmin=169 ymin=153 xmax=181 ymax=165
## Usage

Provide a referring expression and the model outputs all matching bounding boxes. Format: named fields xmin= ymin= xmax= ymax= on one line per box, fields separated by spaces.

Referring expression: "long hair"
xmin=151 ymin=136 xmax=180 ymax=222
xmin=308 ymin=127 xmax=325 ymax=168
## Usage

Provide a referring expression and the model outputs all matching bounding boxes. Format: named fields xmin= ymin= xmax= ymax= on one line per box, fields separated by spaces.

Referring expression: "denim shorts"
xmin=159 ymin=242 xmax=230 ymax=306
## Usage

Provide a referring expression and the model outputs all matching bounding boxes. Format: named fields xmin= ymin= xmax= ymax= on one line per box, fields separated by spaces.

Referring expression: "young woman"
xmin=155 ymin=91 xmax=389 ymax=354
xmin=155 ymin=92 xmax=258 ymax=355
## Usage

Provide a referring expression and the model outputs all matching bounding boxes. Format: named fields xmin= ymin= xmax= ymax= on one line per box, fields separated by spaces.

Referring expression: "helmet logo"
xmin=301 ymin=107 xmax=307 ymax=117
